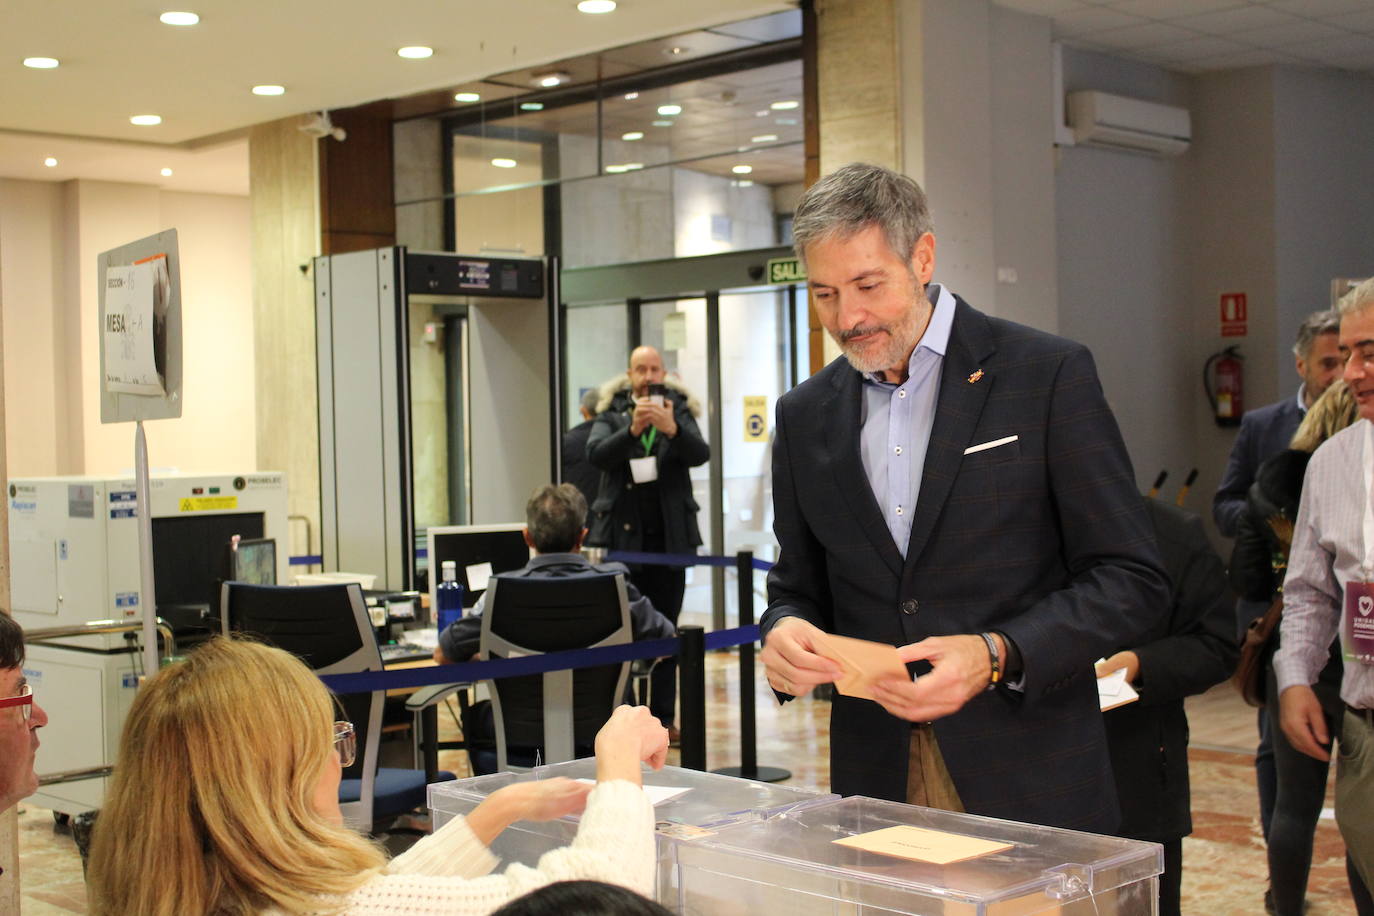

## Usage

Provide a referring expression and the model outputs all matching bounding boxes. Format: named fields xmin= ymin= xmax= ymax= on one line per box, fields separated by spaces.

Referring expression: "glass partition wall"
xmin=394 ymin=9 xmax=807 ymax=619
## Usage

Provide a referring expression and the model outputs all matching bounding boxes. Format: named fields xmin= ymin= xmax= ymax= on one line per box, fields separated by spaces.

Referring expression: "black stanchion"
xmin=678 ymin=625 xmax=707 ymax=771
xmin=713 ymin=551 xmax=791 ymax=782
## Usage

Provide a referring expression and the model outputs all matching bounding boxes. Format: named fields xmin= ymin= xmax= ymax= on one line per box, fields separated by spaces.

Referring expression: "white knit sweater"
xmin=335 ymin=780 xmax=656 ymax=915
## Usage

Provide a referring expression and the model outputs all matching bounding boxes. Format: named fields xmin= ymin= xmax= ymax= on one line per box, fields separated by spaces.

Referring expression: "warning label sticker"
xmin=180 ymin=496 xmax=238 ymax=512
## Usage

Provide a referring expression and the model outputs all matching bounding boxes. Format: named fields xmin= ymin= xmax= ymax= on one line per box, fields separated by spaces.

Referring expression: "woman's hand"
xmin=594 ymin=705 xmax=668 ymax=785
xmin=466 ymin=778 xmax=593 ymax=845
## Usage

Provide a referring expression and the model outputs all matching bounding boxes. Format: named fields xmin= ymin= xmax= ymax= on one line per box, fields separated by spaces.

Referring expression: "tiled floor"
xmin=16 ymin=649 xmax=1359 ymax=914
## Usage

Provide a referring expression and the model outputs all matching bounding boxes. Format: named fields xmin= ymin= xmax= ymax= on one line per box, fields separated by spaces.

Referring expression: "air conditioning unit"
xmin=1067 ymin=90 xmax=1190 ymax=157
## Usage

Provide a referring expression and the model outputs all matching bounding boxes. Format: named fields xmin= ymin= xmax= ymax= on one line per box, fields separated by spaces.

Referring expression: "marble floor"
xmin=15 ymin=649 xmax=1359 ymax=914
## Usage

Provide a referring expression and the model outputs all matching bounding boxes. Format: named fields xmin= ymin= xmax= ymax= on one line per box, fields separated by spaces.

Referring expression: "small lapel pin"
xmin=967 ymin=369 xmax=984 ymax=384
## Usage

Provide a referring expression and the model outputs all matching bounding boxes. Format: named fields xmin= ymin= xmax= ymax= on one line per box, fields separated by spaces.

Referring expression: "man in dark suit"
xmin=1209 ymin=308 xmax=1340 ymax=862
xmin=1100 ymin=498 xmax=1238 ymax=916
xmin=759 ymin=163 xmax=1168 ymax=833
xmin=1212 ymin=309 xmax=1341 ymax=541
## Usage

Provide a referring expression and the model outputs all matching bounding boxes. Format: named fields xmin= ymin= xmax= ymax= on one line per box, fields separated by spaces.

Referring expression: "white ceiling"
xmin=0 ymin=0 xmax=790 ymax=194
xmin=3 ymin=0 xmax=1371 ymax=196
xmin=999 ymin=0 xmax=1374 ymax=72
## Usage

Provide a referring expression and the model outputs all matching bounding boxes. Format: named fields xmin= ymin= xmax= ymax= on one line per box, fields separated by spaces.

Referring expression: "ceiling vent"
xmin=1067 ymin=91 xmax=1190 ymax=157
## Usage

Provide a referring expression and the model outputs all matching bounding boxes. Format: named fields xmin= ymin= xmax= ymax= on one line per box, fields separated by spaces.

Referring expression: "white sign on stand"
xmin=97 ymin=230 xmax=183 ymax=678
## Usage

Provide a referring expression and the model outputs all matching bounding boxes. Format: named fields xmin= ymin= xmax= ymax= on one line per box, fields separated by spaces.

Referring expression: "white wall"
xmin=0 ymin=179 xmax=256 ymax=480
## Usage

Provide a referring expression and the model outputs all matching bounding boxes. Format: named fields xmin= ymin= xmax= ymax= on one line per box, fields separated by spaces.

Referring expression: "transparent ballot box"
xmin=672 ymin=796 xmax=1164 ymax=916
xmin=428 ymin=762 xmax=836 ymax=899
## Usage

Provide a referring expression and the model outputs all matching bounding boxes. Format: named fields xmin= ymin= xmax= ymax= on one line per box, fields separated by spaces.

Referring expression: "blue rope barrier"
xmin=318 ymin=625 xmax=759 ymax=696
xmin=291 ymin=550 xmax=772 ymax=572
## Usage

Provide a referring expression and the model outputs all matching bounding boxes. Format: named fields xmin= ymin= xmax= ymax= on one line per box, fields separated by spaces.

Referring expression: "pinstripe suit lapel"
xmin=824 ymin=367 xmax=905 ymax=578
xmin=904 ymin=300 xmax=996 ymax=571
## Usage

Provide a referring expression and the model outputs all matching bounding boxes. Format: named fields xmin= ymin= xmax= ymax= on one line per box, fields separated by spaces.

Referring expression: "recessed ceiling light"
xmin=130 ymin=114 xmax=163 ymax=126
xmin=577 ymin=0 xmax=617 ymax=12
xmin=605 ymin=162 xmax=644 ymax=173
xmin=520 ymin=102 xmax=544 ymax=111
xmin=454 ymin=91 xmax=481 ymax=103
xmin=160 ymin=11 xmax=199 ymax=25
xmin=755 ymin=110 xmax=769 ymax=117
xmin=252 ymin=85 xmax=285 ymax=96
xmin=491 ymin=158 xmax=518 ymax=168
xmin=751 ymin=134 xmax=778 ymax=144
xmin=621 ymin=131 xmax=643 ymax=141
xmin=732 ymin=165 xmax=753 ymax=175
xmin=775 ymin=117 xmax=798 ymax=126
xmin=624 ymin=92 xmax=639 ymax=101
xmin=770 ymin=100 xmax=800 ymax=110
xmin=652 ymin=119 xmax=673 ymax=127
xmin=397 ymin=46 xmax=433 ymax=59
xmin=735 ymin=179 xmax=754 ymax=188
xmin=666 ymin=46 xmax=688 ymax=56
xmin=657 ymin=104 xmax=682 ymax=116
xmin=43 ymin=157 xmax=57 ymax=168
xmin=23 ymin=57 xmax=59 ymax=69
xmin=535 ymin=71 xmax=571 ymax=88
xmin=161 ymin=167 xmax=174 ymax=177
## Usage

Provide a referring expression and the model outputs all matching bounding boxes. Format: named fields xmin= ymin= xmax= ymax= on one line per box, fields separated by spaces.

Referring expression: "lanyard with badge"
xmin=1346 ymin=421 xmax=1374 ymax=664
xmin=629 ymin=408 xmax=659 ymax=485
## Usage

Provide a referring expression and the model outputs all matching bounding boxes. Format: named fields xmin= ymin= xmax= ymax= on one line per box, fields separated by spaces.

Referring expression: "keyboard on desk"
xmin=379 ymin=642 xmax=431 ymax=663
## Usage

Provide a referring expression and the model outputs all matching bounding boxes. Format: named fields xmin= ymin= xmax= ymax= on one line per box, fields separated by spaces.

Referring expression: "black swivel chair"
xmin=220 ymin=582 xmax=454 ymax=830
xmin=474 ymin=572 xmax=633 ymax=774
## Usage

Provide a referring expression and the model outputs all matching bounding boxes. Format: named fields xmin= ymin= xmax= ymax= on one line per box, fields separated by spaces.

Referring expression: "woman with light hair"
xmin=86 ymin=637 xmax=665 ymax=916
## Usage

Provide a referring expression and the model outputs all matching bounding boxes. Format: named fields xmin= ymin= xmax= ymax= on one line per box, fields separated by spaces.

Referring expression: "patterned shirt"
xmin=1274 ymin=418 xmax=1374 ymax=708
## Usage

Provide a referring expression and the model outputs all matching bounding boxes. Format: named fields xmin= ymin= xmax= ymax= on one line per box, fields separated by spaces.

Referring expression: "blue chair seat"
xmin=340 ymin=767 xmax=456 ymax=821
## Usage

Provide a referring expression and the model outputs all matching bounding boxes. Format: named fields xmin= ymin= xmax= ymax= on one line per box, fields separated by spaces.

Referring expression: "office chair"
xmin=476 ymin=572 xmax=633 ymax=774
xmin=220 ymin=582 xmax=454 ymax=831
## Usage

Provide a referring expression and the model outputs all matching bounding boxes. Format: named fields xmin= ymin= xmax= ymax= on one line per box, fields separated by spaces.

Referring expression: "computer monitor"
xmin=230 ymin=538 xmax=277 ymax=586
xmin=425 ymin=523 xmax=531 ymax=611
xmin=152 ymin=512 xmax=266 ymax=615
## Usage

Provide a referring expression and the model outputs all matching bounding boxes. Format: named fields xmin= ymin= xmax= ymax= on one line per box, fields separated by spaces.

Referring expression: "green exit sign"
xmin=766 ymin=257 xmax=806 ymax=285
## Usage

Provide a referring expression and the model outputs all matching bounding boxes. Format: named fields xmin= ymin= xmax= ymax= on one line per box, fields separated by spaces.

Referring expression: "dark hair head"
xmin=525 ymin=483 xmax=588 ymax=554
xmin=490 ymin=881 xmax=673 ymax=916
xmin=0 ymin=612 xmax=23 ymax=670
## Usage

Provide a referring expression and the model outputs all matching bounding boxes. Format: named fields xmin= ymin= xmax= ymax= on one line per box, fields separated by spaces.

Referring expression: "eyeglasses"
xmin=0 ymin=685 xmax=33 ymax=722
xmin=333 ymin=720 xmax=356 ymax=767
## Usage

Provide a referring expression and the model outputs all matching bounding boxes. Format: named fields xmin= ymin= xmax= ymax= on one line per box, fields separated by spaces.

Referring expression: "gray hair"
xmin=1292 ymin=309 xmax=1341 ymax=358
xmin=1337 ymin=277 xmax=1374 ymax=319
xmin=792 ymin=163 xmax=933 ymax=264
xmin=525 ymin=483 xmax=587 ymax=554
xmin=579 ymin=388 xmax=599 ymax=415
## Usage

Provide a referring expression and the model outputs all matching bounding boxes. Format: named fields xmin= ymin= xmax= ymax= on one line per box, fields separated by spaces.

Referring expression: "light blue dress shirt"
xmin=859 ymin=284 xmax=956 ymax=558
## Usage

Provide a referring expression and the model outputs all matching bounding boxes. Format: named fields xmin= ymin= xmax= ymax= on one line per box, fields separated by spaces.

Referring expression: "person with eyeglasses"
xmin=0 ymin=612 xmax=48 ymax=821
xmin=87 ymin=636 xmax=667 ymax=916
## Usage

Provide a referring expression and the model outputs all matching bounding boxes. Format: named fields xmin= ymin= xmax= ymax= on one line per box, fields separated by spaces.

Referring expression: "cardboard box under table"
xmin=427 ymin=762 xmax=836 ymax=902
xmin=670 ymin=796 xmax=1163 ymax=916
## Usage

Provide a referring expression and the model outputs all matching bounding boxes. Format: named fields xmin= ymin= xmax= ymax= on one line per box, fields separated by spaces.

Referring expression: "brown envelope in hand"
xmin=811 ymin=632 xmax=910 ymax=701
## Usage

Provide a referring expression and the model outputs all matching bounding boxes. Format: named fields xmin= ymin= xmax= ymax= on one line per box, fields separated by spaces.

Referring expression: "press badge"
xmin=629 ymin=456 xmax=659 ymax=484
xmin=1347 ymin=582 xmax=1374 ymax=664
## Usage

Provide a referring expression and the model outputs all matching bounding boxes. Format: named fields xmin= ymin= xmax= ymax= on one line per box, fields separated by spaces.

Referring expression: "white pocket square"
xmin=963 ymin=435 xmax=1018 ymax=456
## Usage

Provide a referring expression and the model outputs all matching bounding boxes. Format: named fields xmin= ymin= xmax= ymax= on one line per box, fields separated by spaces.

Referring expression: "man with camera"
xmin=586 ymin=345 xmax=710 ymax=737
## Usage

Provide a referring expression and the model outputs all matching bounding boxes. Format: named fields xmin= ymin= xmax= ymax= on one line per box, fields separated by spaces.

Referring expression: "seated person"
xmin=435 ymin=483 xmax=675 ymax=665
xmin=86 ymin=637 xmax=667 ymax=916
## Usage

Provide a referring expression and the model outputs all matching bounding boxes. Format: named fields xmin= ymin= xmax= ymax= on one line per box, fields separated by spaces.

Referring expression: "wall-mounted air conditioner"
xmin=1067 ymin=90 xmax=1191 ymax=157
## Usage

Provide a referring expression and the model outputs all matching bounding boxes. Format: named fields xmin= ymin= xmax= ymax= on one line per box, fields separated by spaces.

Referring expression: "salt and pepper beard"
xmin=830 ymin=271 xmax=929 ymax=377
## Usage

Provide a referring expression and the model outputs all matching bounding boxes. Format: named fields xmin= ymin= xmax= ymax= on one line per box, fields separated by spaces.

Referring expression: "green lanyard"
xmin=639 ymin=427 xmax=657 ymax=456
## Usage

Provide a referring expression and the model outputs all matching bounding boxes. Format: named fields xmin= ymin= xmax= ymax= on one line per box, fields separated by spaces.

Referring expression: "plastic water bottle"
xmin=436 ymin=561 xmax=464 ymax=632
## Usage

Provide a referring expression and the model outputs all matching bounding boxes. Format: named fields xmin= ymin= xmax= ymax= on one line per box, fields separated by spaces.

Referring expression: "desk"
xmin=384 ymin=656 xmax=471 ymax=780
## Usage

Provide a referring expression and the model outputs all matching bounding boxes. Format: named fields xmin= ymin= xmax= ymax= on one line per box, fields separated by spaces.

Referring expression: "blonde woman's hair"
xmin=87 ymin=637 xmax=386 ymax=915
xmin=1291 ymin=379 xmax=1358 ymax=453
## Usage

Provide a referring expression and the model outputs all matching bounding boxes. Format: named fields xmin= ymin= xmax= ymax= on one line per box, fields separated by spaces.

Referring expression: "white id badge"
xmin=629 ymin=456 xmax=659 ymax=484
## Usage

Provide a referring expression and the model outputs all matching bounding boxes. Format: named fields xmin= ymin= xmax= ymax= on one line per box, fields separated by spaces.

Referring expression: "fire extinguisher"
xmin=1204 ymin=346 xmax=1244 ymax=427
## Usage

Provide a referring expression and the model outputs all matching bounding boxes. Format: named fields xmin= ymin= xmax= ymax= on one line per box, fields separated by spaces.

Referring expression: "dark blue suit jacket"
xmin=1211 ymin=394 xmax=1303 ymax=537
xmin=762 ymin=297 xmax=1168 ymax=833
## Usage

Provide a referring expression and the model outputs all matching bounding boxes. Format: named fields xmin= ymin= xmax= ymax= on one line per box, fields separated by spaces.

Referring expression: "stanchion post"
xmin=713 ymin=552 xmax=791 ymax=783
xmin=678 ymin=625 xmax=707 ymax=771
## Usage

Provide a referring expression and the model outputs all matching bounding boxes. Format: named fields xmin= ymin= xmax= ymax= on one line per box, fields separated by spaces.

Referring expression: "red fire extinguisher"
xmin=1204 ymin=346 xmax=1244 ymax=428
